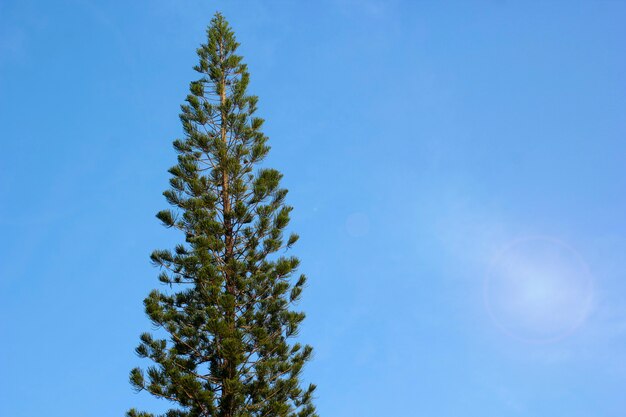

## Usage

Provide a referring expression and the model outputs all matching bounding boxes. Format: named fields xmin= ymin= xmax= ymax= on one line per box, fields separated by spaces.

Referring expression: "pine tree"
xmin=128 ymin=13 xmax=317 ymax=417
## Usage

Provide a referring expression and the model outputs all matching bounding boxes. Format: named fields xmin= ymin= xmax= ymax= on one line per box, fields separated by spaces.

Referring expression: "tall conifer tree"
xmin=128 ymin=13 xmax=317 ymax=417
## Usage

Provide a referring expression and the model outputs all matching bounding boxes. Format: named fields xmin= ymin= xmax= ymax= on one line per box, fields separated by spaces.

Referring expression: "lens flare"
xmin=484 ymin=237 xmax=593 ymax=343
xmin=345 ymin=212 xmax=370 ymax=237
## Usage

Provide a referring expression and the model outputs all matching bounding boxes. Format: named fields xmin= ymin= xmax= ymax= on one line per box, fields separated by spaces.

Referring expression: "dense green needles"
xmin=128 ymin=13 xmax=317 ymax=417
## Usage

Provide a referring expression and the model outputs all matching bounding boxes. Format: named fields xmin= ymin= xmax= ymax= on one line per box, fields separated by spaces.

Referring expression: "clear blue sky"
xmin=1 ymin=1 xmax=626 ymax=416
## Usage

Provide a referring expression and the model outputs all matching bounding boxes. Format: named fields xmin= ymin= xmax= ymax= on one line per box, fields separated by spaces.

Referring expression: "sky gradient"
xmin=1 ymin=1 xmax=626 ymax=416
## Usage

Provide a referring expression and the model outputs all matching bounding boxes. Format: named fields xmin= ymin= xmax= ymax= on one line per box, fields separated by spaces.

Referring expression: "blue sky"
xmin=1 ymin=0 xmax=626 ymax=416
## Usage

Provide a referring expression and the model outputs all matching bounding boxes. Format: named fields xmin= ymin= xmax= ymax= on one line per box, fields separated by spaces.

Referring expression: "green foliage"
xmin=128 ymin=12 xmax=317 ymax=417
